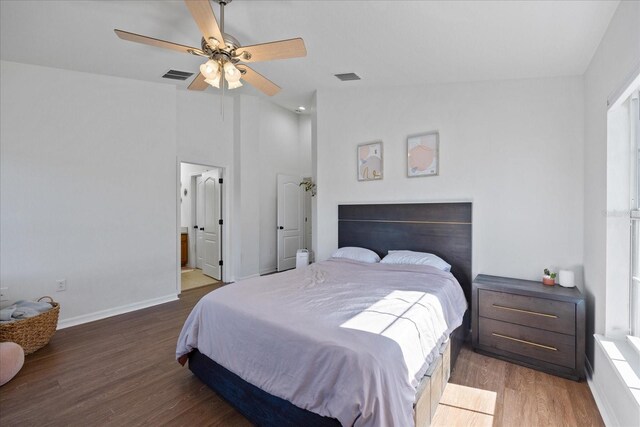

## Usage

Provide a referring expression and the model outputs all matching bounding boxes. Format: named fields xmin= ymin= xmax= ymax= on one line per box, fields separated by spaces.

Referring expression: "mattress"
xmin=176 ymin=258 xmax=467 ymax=426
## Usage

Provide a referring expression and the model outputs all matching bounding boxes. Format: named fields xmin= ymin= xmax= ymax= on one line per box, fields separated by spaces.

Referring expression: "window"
xmin=607 ymin=80 xmax=640 ymax=338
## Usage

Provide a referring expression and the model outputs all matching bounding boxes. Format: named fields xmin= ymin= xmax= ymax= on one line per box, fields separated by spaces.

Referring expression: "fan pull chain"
xmin=220 ymin=1 xmax=226 ymax=120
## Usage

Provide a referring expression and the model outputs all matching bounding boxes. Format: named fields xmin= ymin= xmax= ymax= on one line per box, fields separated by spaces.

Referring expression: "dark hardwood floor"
xmin=0 ymin=284 xmax=603 ymax=426
xmin=0 ymin=284 xmax=251 ymax=427
xmin=437 ymin=341 xmax=604 ymax=426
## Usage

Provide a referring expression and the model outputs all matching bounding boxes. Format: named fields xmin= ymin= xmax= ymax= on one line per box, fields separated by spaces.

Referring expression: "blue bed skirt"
xmin=188 ymin=349 xmax=342 ymax=426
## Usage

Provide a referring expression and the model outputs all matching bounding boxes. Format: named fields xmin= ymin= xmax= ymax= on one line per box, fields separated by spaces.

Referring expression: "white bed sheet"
xmin=176 ymin=258 xmax=467 ymax=427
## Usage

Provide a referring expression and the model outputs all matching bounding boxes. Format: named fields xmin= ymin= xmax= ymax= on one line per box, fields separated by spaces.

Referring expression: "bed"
xmin=177 ymin=202 xmax=472 ymax=426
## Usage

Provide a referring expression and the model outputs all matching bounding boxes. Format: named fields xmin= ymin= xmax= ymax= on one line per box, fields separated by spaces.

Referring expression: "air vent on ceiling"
xmin=334 ymin=73 xmax=361 ymax=81
xmin=162 ymin=70 xmax=194 ymax=81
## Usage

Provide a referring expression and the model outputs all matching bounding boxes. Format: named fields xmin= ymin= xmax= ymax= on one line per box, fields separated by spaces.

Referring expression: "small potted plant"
xmin=543 ymin=268 xmax=556 ymax=286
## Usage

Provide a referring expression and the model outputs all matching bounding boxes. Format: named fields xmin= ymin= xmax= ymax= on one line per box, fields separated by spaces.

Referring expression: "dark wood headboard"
xmin=338 ymin=202 xmax=472 ymax=304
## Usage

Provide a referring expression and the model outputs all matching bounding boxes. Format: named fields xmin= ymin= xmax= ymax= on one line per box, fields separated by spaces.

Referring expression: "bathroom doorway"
xmin=179 ymin=162 xmax=223 ymax=291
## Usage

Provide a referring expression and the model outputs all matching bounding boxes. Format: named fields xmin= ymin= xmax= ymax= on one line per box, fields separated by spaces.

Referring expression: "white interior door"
xmin=195 ymin=176 xmax=204 ymax=269
xmin=201 ymin=170 xmax=221 ymax=279
xmin=277 ymin=174 xmax=304 ymax=271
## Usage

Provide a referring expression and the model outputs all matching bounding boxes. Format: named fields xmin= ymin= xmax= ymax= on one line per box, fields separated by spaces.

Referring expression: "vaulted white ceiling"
xmin=0 ymin=0 xmax=619 ymax=112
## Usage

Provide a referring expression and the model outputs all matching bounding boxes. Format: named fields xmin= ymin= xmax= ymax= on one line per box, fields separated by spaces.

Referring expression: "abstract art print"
xmin=357 ymin=141 xmax=383 ymax=181
xmin=407 ymin=131 xmax=439 ymax=177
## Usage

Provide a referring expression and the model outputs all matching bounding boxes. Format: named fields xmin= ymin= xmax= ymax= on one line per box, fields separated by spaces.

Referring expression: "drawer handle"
xmin=492 ymin=304 xmax=558 ymax=319
xmin=492 ymin=333 xmax=558 ymax=351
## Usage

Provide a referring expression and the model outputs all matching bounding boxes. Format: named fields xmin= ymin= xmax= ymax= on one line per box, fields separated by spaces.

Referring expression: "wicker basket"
xmin=0 ymin=296 xmax=60 ymax=355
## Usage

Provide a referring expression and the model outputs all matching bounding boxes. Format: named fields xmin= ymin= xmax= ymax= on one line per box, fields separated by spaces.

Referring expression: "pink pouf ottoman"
xmin=0 ymin=342 xmax=25 ymax=386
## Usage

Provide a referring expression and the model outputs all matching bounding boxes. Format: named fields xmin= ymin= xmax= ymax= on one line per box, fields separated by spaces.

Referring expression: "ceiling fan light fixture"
xmin=200 ymin=59 xmax=220 ymax=80
xmin=227 ymin=79 xmax=243 ymax=89
xmin=204 ymin=77 xmax=221 ymax=88
xmin=223 ymin=61 xmax=242 ymax=82
xmin=115 ymin=0 xmax=305 ymax=99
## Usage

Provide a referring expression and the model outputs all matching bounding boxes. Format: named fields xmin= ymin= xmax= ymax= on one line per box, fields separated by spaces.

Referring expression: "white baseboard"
xmin=235 ymin=273 xmax=259 ymax=281
xmin=259 ymin=267 xmax=277 ymax=276
xmin=585 ymin=356 xmax=614 ymax=427
xmin=56 ymin=294 xmax=179 ymax=330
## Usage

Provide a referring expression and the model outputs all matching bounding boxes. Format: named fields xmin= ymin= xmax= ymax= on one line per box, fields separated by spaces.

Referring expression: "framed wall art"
xmin=357 ymin=141 xmax=383 ymax=181
xmin=407 ymin=131 xmax=439 ymax=177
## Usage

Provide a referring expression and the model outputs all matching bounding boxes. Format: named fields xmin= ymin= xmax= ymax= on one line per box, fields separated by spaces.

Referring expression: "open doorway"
xmin=180 ymin=162 xmax=223 ymax=291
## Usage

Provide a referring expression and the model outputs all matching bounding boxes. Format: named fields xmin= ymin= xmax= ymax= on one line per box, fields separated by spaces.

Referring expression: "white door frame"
xmin=190 ymin=174 xmax=199 ymax=269
xmin=176 ymin=159 xmax=231 ymax=293
xmin=194 ymin=174 xmax=205 ymax=270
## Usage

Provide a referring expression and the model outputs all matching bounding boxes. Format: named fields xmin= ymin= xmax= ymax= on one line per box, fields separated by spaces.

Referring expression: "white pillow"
xmin=381 ymin=250 xmax=451 ymax=272
xmin=331 ymin=247 xmax=381 ymax=264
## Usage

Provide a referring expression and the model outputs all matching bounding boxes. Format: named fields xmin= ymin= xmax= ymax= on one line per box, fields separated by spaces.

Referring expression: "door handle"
xmin=278 ymin=226 xmax=284 ymax=230
xmin=193 ymin=225 xmax=198 ymax=229
xmin=200 ymin=227 xmax=204 ymax=231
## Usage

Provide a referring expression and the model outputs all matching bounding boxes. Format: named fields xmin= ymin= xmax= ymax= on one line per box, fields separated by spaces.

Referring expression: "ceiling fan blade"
xmin=236 ymin=38 xmax=306 ymax=63
xmin=184 ymin=0 xmax=226 ymax=49
xmin=188 ymin=72 xmax=208 ymax=91
xmin=114 ymin=29 xmax=203 ymax=55
xmin=238 ymin=65 xmax=281 ymax=96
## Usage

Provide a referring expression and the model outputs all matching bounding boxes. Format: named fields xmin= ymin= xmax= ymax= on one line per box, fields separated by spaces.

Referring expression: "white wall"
xmin=314 ymin=76 xmax=584 ymax=284
xmin=176 ymin=90 xmax=304 ymax=281
xmin=583 ymin=0 xmax=640 ymax=358
xmin=258 ymin=101 xmax=307 ymax=274
xmin=299 ymin=114 xmax=314 ymax=253
xmin=229 ymin=95 xmax=305 ymax=278
xmin=298 ymin=115 xmax=312 ymax=177
xmin=176 ymin=90 xmax=236 ymax=281
xmin=177 ymin=90 xmax=234 ymax=166
xmin=583 ymin=2 xmax=640 ymax=425
xmin=0 ymin=59 xmax=309 ymax=325
xmin=233 ymin=95 xmax=261 ymax=280
xmin=0 ymin=60 xmax=178 ymax=324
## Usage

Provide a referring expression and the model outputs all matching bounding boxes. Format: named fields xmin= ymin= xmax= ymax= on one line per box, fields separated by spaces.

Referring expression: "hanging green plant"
xmin=299 ymin=179 xmax=317 ymax=197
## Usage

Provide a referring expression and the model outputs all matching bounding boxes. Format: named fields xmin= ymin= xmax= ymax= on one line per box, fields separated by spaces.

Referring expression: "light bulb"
xmin=227 ymin=79 xmax=243 ymax=89
xmin=223 ymin=62 xmax=242 ymax=83
xmin=199 ymin=60 xmax=219 ymax=80
xmin=205 ymin=76 xmax=220 ymax=88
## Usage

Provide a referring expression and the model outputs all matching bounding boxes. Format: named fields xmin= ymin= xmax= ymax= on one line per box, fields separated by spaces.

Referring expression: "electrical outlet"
xmin=56 ymin=279 xmax=67 ymax=292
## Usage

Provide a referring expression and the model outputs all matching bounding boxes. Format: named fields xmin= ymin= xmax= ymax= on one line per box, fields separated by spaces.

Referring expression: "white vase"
xmin=558 ymin=270 xmax=575 ymax=288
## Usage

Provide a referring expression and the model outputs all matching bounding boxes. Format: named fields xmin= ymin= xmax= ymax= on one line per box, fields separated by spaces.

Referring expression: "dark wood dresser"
xmin=472 ymin=274 xmax=585 ymax=380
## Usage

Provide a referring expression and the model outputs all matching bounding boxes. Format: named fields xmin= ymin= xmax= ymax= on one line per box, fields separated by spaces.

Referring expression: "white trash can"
xmin=296 ymin=249 xmax=309 ymax=268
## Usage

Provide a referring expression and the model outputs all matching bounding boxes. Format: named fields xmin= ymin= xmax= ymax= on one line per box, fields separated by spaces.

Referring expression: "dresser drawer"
xmin=478 ymin=317 xmax=575 ymax=369
xmin=478 ymin=289 xmax=575 ymax=335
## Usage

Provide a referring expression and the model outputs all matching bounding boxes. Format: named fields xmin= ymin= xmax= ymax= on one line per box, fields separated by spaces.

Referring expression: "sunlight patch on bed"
xmin=340 ymin=290 xmax=445 ymax=335
xmin=340 ymin=290 xmax=449 ymax=380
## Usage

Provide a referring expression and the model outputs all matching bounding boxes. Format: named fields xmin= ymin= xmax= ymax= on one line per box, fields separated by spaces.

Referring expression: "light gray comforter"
xmin=176 ymin=258 xmax=467 ymax=426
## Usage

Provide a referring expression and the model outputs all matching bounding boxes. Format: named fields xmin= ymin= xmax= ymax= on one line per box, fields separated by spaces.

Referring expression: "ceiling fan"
xmin=114 ymin=0 xmax=307 ymax=96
